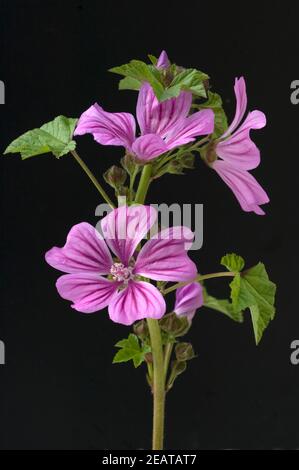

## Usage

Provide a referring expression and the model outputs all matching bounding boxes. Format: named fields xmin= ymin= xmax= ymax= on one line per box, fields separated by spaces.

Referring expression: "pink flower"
xmin=45 ymin=205 xmax=197 ymax=326
xmin=174 ymin=282 xmax=203 ymax=322
xmin=156 ymin=50 xmax=170 ymax=69
xmin=211 ymin=77 xmax=269 ymax=215
xmin=74 ymin=58 xmax=214 ymax=162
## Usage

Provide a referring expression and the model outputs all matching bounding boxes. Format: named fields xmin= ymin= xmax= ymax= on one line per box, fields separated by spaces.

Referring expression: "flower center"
xmin=110 ymin=262 xmax=133 ymax=283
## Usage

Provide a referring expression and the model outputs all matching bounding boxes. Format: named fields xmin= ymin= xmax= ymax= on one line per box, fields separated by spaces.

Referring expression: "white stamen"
xmin=110 ymin=262 xmax=133 ymax=283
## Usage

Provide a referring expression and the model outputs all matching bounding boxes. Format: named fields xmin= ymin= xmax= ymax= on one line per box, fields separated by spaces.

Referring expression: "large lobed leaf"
xmin=230 ymin=263 xmax=276 ymax=344
xmin=4 ymin=116 xmax=77 ymax=159
xmin=203 ymin=287 xmax=244 ymax=323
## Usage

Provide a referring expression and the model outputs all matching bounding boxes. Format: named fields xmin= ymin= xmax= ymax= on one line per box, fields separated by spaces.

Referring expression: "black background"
xmin=0 ymin=0 xmax=299 ymax=450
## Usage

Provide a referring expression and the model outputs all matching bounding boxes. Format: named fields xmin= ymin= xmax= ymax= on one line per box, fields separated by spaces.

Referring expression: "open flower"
xmin=74 ymin=61 xmax=214 ymax=162
xmin=45 ymin=205 xmax=197 ymax=326
xmin=174 ymin=282 xmax=203 ymax=322
xmin=210 ymin=77 xmax=269 ymax=215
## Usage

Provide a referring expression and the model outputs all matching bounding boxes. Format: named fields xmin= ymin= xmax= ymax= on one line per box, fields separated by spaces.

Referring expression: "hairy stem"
xmin=71 ymin=150 xmax=115 ymax=208
xmin=135 ymin=164 xmax=152 ymax=204
xmin=163 ymin=271 xmax=236 ymax=295
xmin=163 ymin=343 xmax=174 ymax=380
xmin=147 ymin=318 xmax=165 ymax=450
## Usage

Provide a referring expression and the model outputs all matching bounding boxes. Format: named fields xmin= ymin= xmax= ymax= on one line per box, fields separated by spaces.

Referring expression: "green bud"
xmin=175 ymin=342 xmax=195 ymax=362
xmin=121 ymin=153 xmax=138 ymax=176
xmin=159 ymin=313 xmax=191 ymax=338
xmin=103 ymin=165 xmax=127 ymax=189
xmin=201 ymin=142 xmax=217 ymax=165
xmin=116 ymin=185 xmax=129 ymax=197
xmin=167 ymin=360 xmax=187 ymax=391
xmin=180 ymin=153 xmax=195 ymax=169
xmin=133 ymin=320 xmax=149 ymax=342
xmin=167 ymin=160 xmax=184 ymax=175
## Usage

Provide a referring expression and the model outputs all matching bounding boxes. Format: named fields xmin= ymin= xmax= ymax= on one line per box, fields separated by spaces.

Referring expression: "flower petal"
xmin=108 ymin=281 xmax=166 ymax=325
xmin=136 ymin=82 xmax=192 ymax=137
xmin=174 ymin=282 xmax=203 ymax=321
xmin=132 ymin=134 xmax=168 ymax=161
xmin=222 ymin=77 xmax=247 ymax=138
xmin=101 ymin=205 xmax=157 ymax=265
xmin=213 ymin=160 xmax=269 ymax=215
xmin=56 ymin=273 xmax=119 ymax=313
xmin=156 ymin=50 xmax=170 ymax=69
xmin=165 ymin=109 xmax=214 ymax=149
xmin=45 ymin=222 xmax=113 ymax=274
xmin=216 ymin=111 xmax=266 ymax=170
xmin=74 ymin=103 xmax=136 ymax=151
xmin=134 ymin=227 xmax=197 ymax=282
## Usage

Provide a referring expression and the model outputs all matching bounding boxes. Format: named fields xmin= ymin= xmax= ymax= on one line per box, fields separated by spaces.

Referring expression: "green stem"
xmin=71 ymin=150 xmax=115 ymax=208
xmin=163 ymin=343 xmax=174 ymax=379
xmin=147 ymin=318 xmax=165 ymax=450
xmin=129 ymin=167 xmax=138 ymax=204
xmin=163 ymin=271 xmax=236 ymax=295
xmin=135 ymin=164 xmax=152 ymax=204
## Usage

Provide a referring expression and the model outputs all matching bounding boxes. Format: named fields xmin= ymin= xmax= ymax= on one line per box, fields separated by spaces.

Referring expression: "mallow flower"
xmin=156 ymin=50 xmax=170 ymax=69
xmin=45 ymin=205 xmax=197 ymax=326
xmin=208 ymin=77 xmax=269 ymax=215
xmin=74 ymin=56 xmax=214 ymax=162
xmin=174 ymin=282 xmax=203 ymax=322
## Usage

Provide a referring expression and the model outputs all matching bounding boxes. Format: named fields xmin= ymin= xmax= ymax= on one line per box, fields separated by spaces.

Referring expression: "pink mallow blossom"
xmin=74 ymin=53 xmax=214 ymax=162
xmin=45 ymin=205 xmax=197 ymax=326
xmin=156 ymin=50 xmax=170 ymax=69
xmin=211 ymin=77 xmax=269 ymax=215
xmin=174 ymin=282 xmax=203 ymax=322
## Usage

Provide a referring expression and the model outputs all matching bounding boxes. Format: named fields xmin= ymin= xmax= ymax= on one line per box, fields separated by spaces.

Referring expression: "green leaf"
xmin=230 ymin=263 xmax=276 ymax=344
xmin=110 ymin=58 xmax=209 ymax=102
xmin=170 ymin=68 xmax=208 ymax=98
xmin=159 ymin=85 xmax=181 ymax=101
xmin=148 ymin=54 xmax=158 ymax=65
xmin=113 ymin=333 xmax=151 ymax=368
xmin=119 ymin=76 xmax=142 ymax=91
xmin=4 ymin=116 xmax=77 ymax=159
xmin=203 ymin=287 xmax=243 ymax=323
xmin=109 ymin=59 xmax=164 ymax=100
xmin=196 ymin=92 xmax=228 ymax=138
xmin=221 ymin=253 xmax=245 ymax=272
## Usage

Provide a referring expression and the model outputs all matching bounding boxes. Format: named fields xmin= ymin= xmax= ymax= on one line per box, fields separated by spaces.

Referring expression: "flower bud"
xmin=180 ymin=153 xmax=195 ymax=169
xmin=175 ymin=342 xmax=195 ymax=362
xmin=167 ymin=360 xmax=187 ymax=391
xmin=121 ymin=153 xmax=138 ymax=176
xmin=133 ymin=320 xmax=149 ymax=342
xmin=159 ymin=313 xmax=191 ymax=338
xmin=103 ymin=165 xmax=127 ymax=189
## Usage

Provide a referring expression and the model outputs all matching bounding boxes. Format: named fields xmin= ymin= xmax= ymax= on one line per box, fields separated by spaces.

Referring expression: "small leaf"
xmin=171 ymin=68 xmax=209 ymax=97
xmin=109 ymin=59 xmax=164 ymax=100
xmin=110 ymin=58 xmax=210 ymax=102
xmin=159 ymin=85 xmax=181 ymax=101
xmin=230 ymin=263 xmax=276 ymax=344
xmin=203 ymin=287 xmax=243 ymax=323
xmin=113 ymin=333 xmax=150 ymax=368
xmin=195 ymin=92 xmax=228 ymax=138
xmin=148 ymin=54 xmax=158 ymax=65
xmin=221 ymin=253 xmax=245 ymax=272
xmin=4 ymin=116 xmax=77 ymax=159
xmin=119 ymin=76 xmax=142 ymax=91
